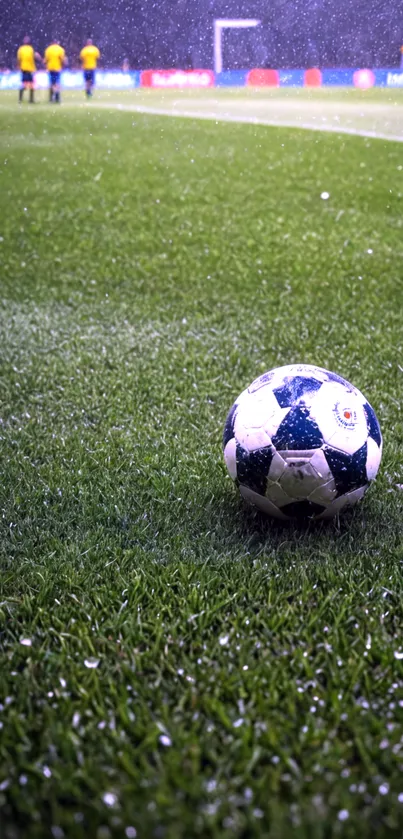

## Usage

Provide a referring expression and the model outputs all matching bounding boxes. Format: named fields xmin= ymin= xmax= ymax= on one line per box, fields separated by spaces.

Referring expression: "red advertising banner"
xmin=304 ymin=68 xmax=322 ymax=87
xmin=247 ymin=69 xmax=279 ymax=87
xmin=141 ymin=69 xmax=214 ymax=88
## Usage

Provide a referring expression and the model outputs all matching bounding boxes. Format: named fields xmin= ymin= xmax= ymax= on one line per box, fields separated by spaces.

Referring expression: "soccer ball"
xmin=223 ymin=364 xmax=382 ymax=520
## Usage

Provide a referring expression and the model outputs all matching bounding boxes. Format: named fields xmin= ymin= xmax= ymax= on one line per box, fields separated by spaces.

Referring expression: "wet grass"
xmin=0 ymin=103 xmax=403 ymax=838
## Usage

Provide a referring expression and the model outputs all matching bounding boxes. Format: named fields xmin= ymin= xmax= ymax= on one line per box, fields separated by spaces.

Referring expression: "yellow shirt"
xmin=80 ymin=45 xmax=100 ymax=70
xmin=17 ymin=45 xmax=36 ymax=73
xmin=45 ymin=44 xmax=66 ymax=72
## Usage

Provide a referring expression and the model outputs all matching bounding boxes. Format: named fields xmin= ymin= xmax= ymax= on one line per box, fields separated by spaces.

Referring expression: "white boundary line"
xmin=97 ymin=102 xmax=403 ymax=143
xmin=3 ymin=95 xmax=402 ymax=142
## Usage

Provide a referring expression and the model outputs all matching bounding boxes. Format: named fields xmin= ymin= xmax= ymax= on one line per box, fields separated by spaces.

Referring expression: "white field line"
xmin=94 ymin=101 xmax=403 ymax=143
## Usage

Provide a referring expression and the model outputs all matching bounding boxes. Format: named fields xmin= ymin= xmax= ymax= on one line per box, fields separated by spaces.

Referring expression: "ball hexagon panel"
xmin=267 ymin=451 xmax=287 ymax=483
xmin=236 ymin=390 xmax=276 ymax=429
xmin=233 ymin=387 xmax=289 ymax=451
xmin=308 ymin=478 xmax=338 ymax=505
xmin=234 ymin=423 xmax=272 ymax=453
xmin=278 ymin=454 xmax=324 ymax=500
xmin=308 ymin=381 xmax=368 ymax=455
xmin=239 ymin=485 xmax=288 ymax=519
xmin=306 ymin=448 xmax=334 ymax=481
xmin=316 ymin=485 xmax=368 ymax=519
xmin=265 ymin=481 xmax=297 ymax=508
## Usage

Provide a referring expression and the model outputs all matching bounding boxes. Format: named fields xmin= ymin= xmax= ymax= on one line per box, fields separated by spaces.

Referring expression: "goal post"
xmin=214 ymin=19 xmax=261 ymax=75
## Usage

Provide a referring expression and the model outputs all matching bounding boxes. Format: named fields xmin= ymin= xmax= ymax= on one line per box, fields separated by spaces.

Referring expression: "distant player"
xmin=44 ymin=40 xmax=67 ymax=103
xmin=17 ymin=36 xmax=42 ymax=104
xmin=80 ymin=39 xmax=100 ymax=98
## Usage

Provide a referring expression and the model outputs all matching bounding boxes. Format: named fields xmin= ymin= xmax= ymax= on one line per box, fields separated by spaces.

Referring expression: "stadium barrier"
xmin=244 ymin=68 xmax=402 ymax=88
xmin=0 ymin=70 xmax=140 ymax=90
xmin=1 ymin=68 xmax=403 ymax=90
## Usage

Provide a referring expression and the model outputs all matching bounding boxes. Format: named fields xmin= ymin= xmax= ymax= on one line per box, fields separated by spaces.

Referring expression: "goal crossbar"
xmin=214 ymin=19 xmax=261 ymax=75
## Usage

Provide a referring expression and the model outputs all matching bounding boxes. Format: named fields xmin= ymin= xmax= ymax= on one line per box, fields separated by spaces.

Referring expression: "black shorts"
xmin=84 ymin=70 xmax=95 ymax=84
xmin=22 ymin=71 xmax=33 ymax=84
xmin=49 ymin=71 xmax=60 ymax=86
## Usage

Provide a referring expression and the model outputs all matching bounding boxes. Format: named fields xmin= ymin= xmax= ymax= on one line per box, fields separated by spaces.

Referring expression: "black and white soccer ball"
xmin=223 ymin=364 xmax=382 ymax=520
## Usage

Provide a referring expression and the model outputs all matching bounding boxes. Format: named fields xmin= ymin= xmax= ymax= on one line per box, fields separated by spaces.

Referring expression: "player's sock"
xmin=19 ymin=88 xmax=24 ymax=103
xmin=55 ymin=92 xmax=60 ymax=103
xmin=49 ymin=88 xmax=53 ymax=102
xmin=29 ymin=89 xmax=34 ymax=104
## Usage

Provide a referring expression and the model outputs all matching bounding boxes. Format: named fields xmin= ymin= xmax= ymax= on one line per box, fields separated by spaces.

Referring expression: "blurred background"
xmin=1 ymin=0 xmax=403 ymax=71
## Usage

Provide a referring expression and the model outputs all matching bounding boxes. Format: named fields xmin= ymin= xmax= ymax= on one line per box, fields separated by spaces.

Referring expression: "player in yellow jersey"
xmin=44 ymin=40 xmax=67 ymax=103
xmin=17 ymin=36 xmax=42 ymax=104
xmin=80 ymin=39 xmax=100 ymax=98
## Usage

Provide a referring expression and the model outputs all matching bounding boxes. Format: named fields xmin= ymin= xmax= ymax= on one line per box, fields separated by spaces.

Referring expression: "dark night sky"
xmin=1 ymin=0 xmax=403 ymax=69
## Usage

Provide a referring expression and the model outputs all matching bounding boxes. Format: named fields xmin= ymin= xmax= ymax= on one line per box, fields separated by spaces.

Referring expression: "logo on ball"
xmin=332 ymin=402 xmax=358 ymax=429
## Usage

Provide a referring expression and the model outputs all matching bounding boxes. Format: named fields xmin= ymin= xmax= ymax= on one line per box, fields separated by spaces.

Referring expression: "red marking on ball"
xmin=344 ymin=411 xmax=351 ymax=419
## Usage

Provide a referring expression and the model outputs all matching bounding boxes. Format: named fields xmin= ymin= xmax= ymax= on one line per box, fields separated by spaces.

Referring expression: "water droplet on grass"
xmin=102 ymin=792 xmax=118 ymax=807
xmin=205 ymin=779 xmax=217 ymax=793
xmin=84 ymin=658 xmax=100 ymax=669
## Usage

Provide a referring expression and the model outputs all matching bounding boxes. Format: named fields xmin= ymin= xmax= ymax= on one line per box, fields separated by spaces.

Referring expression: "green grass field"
xmin=1 ymin=88 xmax=403 ymax=838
